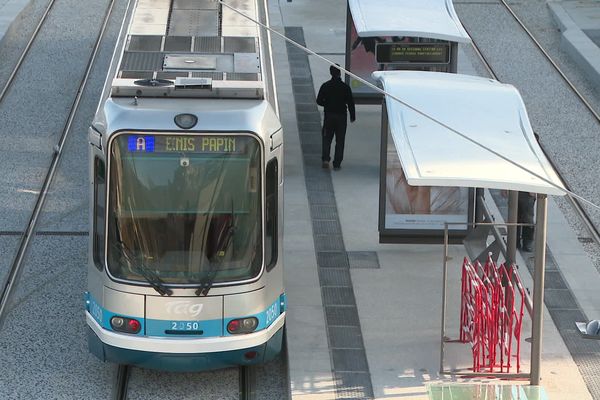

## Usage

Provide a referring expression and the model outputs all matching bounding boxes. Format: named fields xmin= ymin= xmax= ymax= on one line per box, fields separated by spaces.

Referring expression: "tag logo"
xmin=165 ymin=301 xmax=203 ymax=317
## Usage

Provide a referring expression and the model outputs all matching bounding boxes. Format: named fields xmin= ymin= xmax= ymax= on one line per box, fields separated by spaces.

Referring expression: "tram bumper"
xmin=86 ymin=311 xmax=285 ymax=372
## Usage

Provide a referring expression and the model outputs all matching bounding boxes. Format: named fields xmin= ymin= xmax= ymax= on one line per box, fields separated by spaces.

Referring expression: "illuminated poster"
xmin=382 ymin=130 xmax=470 ymax=234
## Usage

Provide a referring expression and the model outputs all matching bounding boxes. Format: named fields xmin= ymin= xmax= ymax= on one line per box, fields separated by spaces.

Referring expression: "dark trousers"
xmin=321 ymin=113 xmax=347 ymax=167
xmin=517 ymin=192 xmax=535 ymax=245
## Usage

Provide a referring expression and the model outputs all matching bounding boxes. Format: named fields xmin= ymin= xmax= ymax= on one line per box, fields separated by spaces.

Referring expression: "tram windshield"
xmin=107 ymin=133 xmax=262 ymax=285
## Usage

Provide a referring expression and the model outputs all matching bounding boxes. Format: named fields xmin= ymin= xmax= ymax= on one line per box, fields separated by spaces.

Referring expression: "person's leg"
xmin=520 ymin=196 xmax=536 ymax=251
xmin=332 ymin=114 xmax=347 ymax=169
xmin=321 ymin=116 xmax=334 ymax=166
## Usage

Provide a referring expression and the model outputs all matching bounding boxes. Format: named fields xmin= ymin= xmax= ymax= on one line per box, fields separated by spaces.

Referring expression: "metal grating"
xmin=225 ymin=73 xmax=259 ymax=81
xmin=560 ymin=330 xmax=600 ymax=354
xmin=156 ymin=71 xmax=188 ymax=79
xmin=224 ymin=37 xmax=256 ymax=53
xmin=318 ymin=268 xmax=352 ymax=287
xmin=322 ymin=287 xmax=356 ymax=306
xmin=164 ymin=36 xmax=192 ymax=51
xmin=332 ymin=349 xmax=370 ymax=372
xmin=120 ymin=71 xmax=154 ymax=79
xmin=543 ymin=289 xmax=579 ymax=310
xmin=314 ymin=220 xmax=342 ymax=235
xmin=334 ymin=372 xmax=374 ymax=399
xmin=348 ymin=252 xmax=380 ymax=269
xmin=543 ymin=271 xmax=568 ymax=289
xmin=306 ymin=178 xmax=334 ymax=192
xmin=301 ymin=142 xmax=322 ymax=155
xmin=307 ymin=190 xmax=336 ymax=205
xmin=329 ymin=326 xmax=364 ymax=349
xmin=120 ymin=51 xmax=165 ymax=71
xmin=194 ymin=36 xmax=222 ymax=52
xmin=173 ymin=0 xmax=218 ymax=10
xmin=325 ymin=306 xmax=360 ymax=326
xmin=314 ymin=235 xmax=345 ymax=252
xmin=317 ymin=251 xmax=349 ymax=268
xmin=168 ymin=10 xmax=219 ymax=36
xmin=127 ymin=35 xmax=162 ymax=51
xmin=191 ymin=71 xmax=224 ymax=80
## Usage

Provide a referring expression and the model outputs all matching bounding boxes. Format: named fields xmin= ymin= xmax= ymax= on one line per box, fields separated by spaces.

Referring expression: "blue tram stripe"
xmin=84 ymin=292 xmax=285 ymax=338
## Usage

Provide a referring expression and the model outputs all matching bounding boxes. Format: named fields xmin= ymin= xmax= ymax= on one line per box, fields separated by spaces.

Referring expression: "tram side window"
xmin=265 ymin=159 xmax=278 ymax=271
xmin=93 ymin=157 xmax=106 ymax=271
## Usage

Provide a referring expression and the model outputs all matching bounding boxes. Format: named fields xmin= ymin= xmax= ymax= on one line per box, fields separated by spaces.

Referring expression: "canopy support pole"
xmin=507 ymin=190 xmax=518 ymax=264
xmin=530 ymin=193 xmax=548 ymax=386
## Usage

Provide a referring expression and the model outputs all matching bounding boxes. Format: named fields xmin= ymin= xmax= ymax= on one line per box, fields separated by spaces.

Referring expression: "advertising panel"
xmin=379 ymin=128 xmax=473 ymax=243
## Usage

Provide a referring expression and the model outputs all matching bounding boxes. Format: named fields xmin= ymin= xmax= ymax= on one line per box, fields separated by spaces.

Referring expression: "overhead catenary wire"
xmin=217 ymin=0 xmax=600 ymax=212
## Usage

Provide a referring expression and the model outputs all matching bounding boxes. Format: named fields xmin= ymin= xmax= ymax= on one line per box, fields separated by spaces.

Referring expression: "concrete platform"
xmin=0 ymin=0 xmax=32 ymax=45
xmin=269 ymin=0 xmax=600 ymax=399
xmin=548 ymin=0 xmax=600 ymax=90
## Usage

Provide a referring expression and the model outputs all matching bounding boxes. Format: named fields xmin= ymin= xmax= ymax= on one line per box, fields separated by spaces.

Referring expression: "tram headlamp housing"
xmin=227 ymin=317 xmax=258 ymax=334
xmin=174 ymin=113 xmax=198 ymax=129
xmin=111 ymin=316 xmax=141 ymax=334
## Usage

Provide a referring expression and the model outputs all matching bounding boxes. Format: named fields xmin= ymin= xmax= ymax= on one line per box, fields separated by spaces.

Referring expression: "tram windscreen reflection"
xmin=107 ymin=134 xmax=262 ymax=284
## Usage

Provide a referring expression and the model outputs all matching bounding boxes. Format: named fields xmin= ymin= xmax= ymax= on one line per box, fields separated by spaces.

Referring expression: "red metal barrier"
xmin=459 ymin=255 xmax=525 ymax=373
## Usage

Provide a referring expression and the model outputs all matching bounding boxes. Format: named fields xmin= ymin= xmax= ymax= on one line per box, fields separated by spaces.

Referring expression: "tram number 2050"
xmin=171 ymin=321 xmax=200 ymax=331
xmin=265 ymin=303 xmax=278 ymax=325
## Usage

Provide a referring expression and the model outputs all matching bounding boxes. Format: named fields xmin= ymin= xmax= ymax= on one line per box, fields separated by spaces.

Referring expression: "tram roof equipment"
xmin=110 ymin=0 xmax=266 ymax=98
xmin=373 ymin=71 xmax=565 ymax=196
xmin=348 ymin=0 xmax=471 ymax=43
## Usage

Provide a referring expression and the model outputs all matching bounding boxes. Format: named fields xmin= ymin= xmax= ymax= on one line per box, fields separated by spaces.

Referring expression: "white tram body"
xmin=85 ymin=0 xmax=285 ymax=371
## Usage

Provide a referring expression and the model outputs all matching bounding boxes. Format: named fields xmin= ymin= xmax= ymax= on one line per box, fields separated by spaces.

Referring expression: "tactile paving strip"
xmin=286 ymin=26 xmax=374 ymax=399
xmin=526 ymin=249 xmax=600 ymax=398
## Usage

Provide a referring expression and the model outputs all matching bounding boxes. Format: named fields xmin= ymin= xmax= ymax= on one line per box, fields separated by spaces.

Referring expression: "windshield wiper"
xmin=196 ymin=201 xmax=236 ymax=296
xmin=134 ymin=264 xmax=173 ymax=296
xmin=112 ymin=223 xmax=173 ymax=296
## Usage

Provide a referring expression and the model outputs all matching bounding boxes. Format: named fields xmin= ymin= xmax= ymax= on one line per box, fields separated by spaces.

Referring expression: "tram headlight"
xmin=174 ymin=113 xmax=198 ymax=129
xmin=111 ymin=316 xmax=141 ymax=334
xmin=227 ymin=317 xmax=258 ymax=334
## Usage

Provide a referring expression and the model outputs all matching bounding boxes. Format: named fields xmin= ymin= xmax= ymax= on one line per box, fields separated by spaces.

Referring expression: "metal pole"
xmin=475 ymin=189 xmax=485 ymax=223
xmin=507 ymin=191 xmax=518 ymax=264
xmin=530 ymin=194 xmax=548 ymax=386
xmin=440 ymin=224 xmax=449 ymax=373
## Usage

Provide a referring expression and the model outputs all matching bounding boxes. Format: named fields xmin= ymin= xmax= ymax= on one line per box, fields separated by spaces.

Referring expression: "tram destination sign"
xmin=127 ymin=135 xmax=246 ymax=154
xmin=376 ymin=43 xmax=450 ymax=64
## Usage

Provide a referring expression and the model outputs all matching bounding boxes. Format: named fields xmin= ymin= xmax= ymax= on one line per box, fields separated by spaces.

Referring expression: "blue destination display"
xmin=127 ymin=135 xmax=244 ymax=154
xmin=128 ymin=135 xmax=155 ymax=152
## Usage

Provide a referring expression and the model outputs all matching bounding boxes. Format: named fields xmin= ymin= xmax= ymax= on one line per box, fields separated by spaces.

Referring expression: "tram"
xmin=84 ymin=0 xmax=285 ymax=371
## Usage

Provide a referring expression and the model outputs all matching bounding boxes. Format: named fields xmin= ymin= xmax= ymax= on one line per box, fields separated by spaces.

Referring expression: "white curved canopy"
xmin=348 ymin=0 xmax=471 ymax=43
xmin=372 ymin=71 xmax=565 ymax=196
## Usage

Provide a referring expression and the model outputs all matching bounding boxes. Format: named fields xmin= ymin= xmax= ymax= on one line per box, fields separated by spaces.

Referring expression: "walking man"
xmin=317 ymin=64 xmax=356 ymax=170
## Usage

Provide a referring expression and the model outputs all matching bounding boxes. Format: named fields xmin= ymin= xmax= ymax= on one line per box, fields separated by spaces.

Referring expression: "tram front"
xmin=86 ymin=99 xmax=285 ymax=371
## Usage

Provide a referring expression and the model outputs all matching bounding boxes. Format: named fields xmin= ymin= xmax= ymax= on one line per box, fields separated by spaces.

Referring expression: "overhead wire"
xmin=216 ymin=0 xmax=600 ymax=212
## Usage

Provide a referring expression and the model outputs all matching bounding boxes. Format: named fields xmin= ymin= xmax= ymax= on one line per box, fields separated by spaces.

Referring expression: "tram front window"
xmin=107 ymin=134 xmax=262 ymax=285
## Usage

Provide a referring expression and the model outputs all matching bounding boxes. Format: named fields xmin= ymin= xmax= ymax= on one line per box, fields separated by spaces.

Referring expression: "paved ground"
xmin=272 ymin=0 xmax=600 ymax=399
xmin=1 ymin=0 xmax=599 ymax=399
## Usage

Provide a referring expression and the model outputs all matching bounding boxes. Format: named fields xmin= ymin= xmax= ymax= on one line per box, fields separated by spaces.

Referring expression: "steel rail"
xmin=495 ymin=0 xmax=600 ymax=245
xmin=464 ymin=22 xmax=600 ymax=247
xmin=113 ymin=365 xmax=131 ymax=400
xmin=0 ymin=0 xmax=117 ymax=330
xmin=0 ymin=0 xmax=59 ymax=104
xmin=239 ymin=366 xmax=256 ymax=400
xmin=498 ymin=0 xmax=600 ymax=122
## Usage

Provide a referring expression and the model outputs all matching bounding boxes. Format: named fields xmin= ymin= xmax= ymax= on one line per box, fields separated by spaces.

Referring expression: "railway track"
xmin=113 ymin=365 xmax=254 ymax=400
xmin=0 ymin=0 xmax=117 ymax=330
xmin=0 ymin=0 xmax=57 ymax=104
xmin=464 ymin=0 xmax=600 ymax=245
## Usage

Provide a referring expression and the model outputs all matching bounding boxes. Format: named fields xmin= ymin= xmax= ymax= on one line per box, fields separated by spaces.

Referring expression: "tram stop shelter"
xmin=345 ymin=0 xmax=471 ymax=102
xmin=373 ymin=70 xmax=566 ymax=389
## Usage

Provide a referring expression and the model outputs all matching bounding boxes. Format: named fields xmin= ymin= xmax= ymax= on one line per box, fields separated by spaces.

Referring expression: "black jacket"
xmin=316 ymin=77 xmax=356 ymax=120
